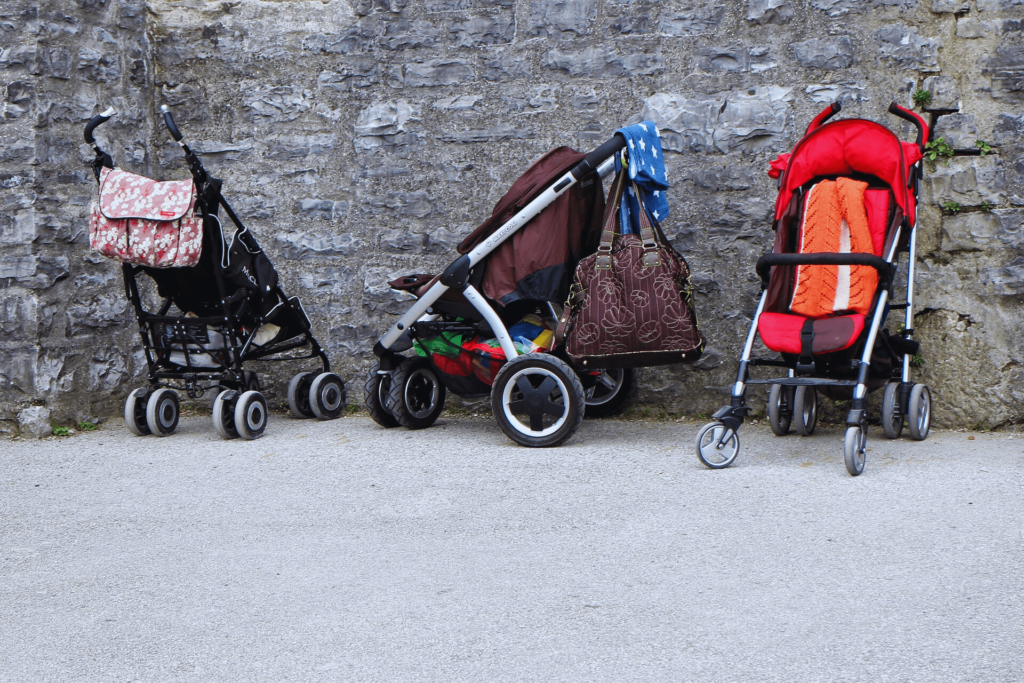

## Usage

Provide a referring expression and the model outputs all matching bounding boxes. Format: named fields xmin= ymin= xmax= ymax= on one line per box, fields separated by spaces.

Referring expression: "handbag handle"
xmin=595 ymin=166 xmax=627 ymax=270
xmin=631 ymin=180 xmax=663 ymax=268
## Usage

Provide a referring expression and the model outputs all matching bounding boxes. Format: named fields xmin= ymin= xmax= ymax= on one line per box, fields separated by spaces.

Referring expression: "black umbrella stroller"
xmin=84 ymin=106 xmax=346 ymax=439
xmin=365 ymin=136 xmax=632 ymax=447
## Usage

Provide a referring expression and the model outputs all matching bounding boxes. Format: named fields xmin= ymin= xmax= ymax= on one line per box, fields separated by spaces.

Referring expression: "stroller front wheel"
xmin=389 ymin=357 xmax=446 ymax=430
xmin=234 ymin=390 xmax=269 ymax=440
xmin=212 ymin=389 xmax=240 ymax=439
xmin=309 ymin=372 xmax=347 ymax=420
xmin=287 ymin=372 xmax=316 ymax=419
xmin=695 ymin=421 xmax=740 ymax=469
xmin=364 ymin=361 xmax=400 ymax=428
xmin=491 ymin=354 xmax=585 ymax=448
xmin=843 ymin=424 xmax=867 ymax=476
xmin=907 ymin=384 xmax=932 ymax=441
xmin=146 ymin=388 xmax=180 ymax=437
xmin=124 ymin=388 xmax=153 ymax=436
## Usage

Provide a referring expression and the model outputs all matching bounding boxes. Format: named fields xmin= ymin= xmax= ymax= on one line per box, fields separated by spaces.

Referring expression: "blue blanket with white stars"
xmin=615 ymin=121 xmax=669 ymax=235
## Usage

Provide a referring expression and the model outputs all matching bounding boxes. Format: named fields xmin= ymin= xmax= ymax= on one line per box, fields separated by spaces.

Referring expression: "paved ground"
xmin=1 ymin=412 xmax=1022 ymax=682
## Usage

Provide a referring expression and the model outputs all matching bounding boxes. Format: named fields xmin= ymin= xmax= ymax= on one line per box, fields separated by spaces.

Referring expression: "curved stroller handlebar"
xmin=756 ymin=252 xmax=895 ymax=289
xmin=887 ymin=102 xmax=928 ymax=150
xmin=160 ymin=105 xmax=184 ymax=143
xmin=84 ymin=107 xmax=117 ymax=144
xmin=569 ymin=133 xmax=628 ymax=181
xmin=804 ymin=102 xmax=842 ymax=136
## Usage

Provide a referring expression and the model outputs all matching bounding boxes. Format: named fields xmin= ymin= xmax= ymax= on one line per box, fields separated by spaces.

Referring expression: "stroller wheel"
xmin=767 ymin=384 xmax=793 ymax=436
xmin=907 ymin=384 xmax=932 ymax=441
xmin=364 ymin=361 xmax=400 ymax=428
xmin=881 ymin=382 xmax=904 ymax=439
xmin=583 ymin=367 xmax=637 ymax=419
xmin=794 ymin=386 xmax=818 ymax=436
xmin=491 ymin=354 xmax=585 ymax=448
xmin=124 ymin=387 xmax=152 ymax=436
xmin=235 ymin=390 xmax=269 ymax=440
xmin=287 ymin=372 xmax=316 ymax=419
xmin=309 ymin=372 xmax=347 ymax=420
xmin=389 ymin=357 xmax=446 ymax=430
xmin=124 ymin=388 xmax=153 ymax=436
xmin=212 ymin=389 xmax=240 ymax=439
xmin=844 ymin=424 xmax=867 ymax=476
xmin=145 ymin=388 xmax=180 ymax=437
xmin=695 ymin=422 xmax=740 ymax=469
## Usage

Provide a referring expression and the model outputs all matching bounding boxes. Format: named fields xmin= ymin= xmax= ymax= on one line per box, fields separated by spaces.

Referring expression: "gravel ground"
xmin=1 ymin=413 xmax=1022 ymax=682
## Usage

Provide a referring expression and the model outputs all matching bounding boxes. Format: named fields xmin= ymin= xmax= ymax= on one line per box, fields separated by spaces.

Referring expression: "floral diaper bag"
xmin=89 ymin=167 xmax=203 ymax=268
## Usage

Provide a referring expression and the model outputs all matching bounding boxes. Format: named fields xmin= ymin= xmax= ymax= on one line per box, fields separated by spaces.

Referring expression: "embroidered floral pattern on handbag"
xmin=561 ymin=171 xmax=705 ymax=368
xmin=88 ymin=167 xmax=203 ymax=268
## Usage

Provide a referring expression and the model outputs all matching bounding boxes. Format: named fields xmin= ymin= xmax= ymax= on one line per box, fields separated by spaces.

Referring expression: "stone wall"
xmin=2 ymin=0 xmax=1022 ymax=432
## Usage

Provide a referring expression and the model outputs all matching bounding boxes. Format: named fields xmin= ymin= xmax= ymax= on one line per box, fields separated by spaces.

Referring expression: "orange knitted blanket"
xmin=790 ymin=178 xmax=878 ymax=317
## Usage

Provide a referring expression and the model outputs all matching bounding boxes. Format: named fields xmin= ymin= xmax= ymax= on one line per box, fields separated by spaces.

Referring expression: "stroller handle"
xmin=570 ymin=133 xmax=628 ymax=180
xmin=83 ymin=107 xmax=117 ymax=144
xmin=756 ymin=252 xmax=894 ymax=289
xmin=160 ymin=105 xmax=184 ymax=143
xmin=888 ymin=102 xmax=928 ymax=150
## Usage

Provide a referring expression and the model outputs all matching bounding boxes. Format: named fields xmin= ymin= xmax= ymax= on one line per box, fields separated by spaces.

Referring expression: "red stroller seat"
xmin=758 ymin=183 xmax=892 ymax=356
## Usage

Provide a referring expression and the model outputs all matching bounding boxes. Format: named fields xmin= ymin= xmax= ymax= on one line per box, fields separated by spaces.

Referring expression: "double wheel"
xmin=363 ymin=357 xmax=446 ymax=430
xmin=286 ymin=371 xmax=347 ymax=420
xmin=767 ymin=384 xmax=817 ymax=436
xmin=880 ymin=382 xmax=931 ymax=441
xmin=124 ymin=387 xmax=180 ymax=437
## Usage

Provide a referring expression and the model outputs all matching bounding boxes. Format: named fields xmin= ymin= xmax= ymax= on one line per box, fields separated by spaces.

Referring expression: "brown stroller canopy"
xmin=458 ymin=147 xmax=605 ymax=305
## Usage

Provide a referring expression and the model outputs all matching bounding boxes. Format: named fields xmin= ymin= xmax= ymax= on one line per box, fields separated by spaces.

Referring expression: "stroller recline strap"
xmin=799 ymin=317 xmax=816 ymax=371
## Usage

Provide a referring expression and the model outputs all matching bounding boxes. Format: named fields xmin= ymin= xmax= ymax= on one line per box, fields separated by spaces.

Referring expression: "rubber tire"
xmin=491 ymin=354 xmax=585 ymax=448
xmin=907 ymin=384 xmax=931 ymax=441
xmin=364 ymin=361 xmax=400 ymax=428
xmin=145 ymin=388 xmax=179 ymax=437
xmin=767 ymin=384 xmax=793 ymax=436
xmin=583 ymin=367 xmax=637 ymax=419
xmin=844 ymin=424 xmax=867 ymax=476
xmin=234 ymin=390 xmax=269 ymax=440
xmin=881 ymin=382 xmax=904 ymax=439
xmin=794 ymin=386 xmax=818 ymax=436
xmin=309 ymin=372 xmax=347 ymax=420
xmin=212 ymin=389 xmax=240 ymax=440
xmin=124 ymin=388 xmax=153 ymax=436
xmin=287 ymin=372 xmax=316 ymax=419
xmin=389 ymin=357 xmax=446 ymax=430
xmin=695 ymin=422 xmax=741 ymax=469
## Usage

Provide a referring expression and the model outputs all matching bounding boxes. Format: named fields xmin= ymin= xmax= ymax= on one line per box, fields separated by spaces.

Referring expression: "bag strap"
xmin=596 ymin=166 xmax=627 ymax=270
xmin=631 ymin=180 xmax=663 ymax=269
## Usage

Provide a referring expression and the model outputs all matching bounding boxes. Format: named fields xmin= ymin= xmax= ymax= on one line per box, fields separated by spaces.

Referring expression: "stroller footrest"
xmin=747 ymin=378 xmax=859 ymax=387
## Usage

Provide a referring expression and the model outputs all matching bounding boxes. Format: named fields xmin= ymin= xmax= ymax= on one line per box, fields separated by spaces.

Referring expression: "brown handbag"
xmin=559 ymin=169 xmax=705 ymax=368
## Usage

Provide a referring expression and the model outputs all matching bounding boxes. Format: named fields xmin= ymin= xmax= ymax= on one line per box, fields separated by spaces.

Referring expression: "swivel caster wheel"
xmin=146 ymin=388 xmax=179 ymax=437
xmin=696 ymin=422 xmax=741 ymax=469
xmin=309 ymin=372 xmax=346 ymax=420
xmin=287 ymin=372 xmax=315 ymax=419
xmin=844 ymin=424 xmax=867 ymax=476
xmin=124 ymin=388 xmax=153 ymax=436
xmin=364 ymin=361 xmax=400 ymax=428
xmin=235 ymin=391 xmax=269 ymax=440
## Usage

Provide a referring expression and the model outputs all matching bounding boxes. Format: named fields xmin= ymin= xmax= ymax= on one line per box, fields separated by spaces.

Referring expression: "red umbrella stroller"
xmin=696 ymin=101 xmax=961 ymax=475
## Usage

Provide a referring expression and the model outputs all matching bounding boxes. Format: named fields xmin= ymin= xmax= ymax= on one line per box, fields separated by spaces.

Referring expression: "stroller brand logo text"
xmin=485 ymin=218 xmax=519 ymax=250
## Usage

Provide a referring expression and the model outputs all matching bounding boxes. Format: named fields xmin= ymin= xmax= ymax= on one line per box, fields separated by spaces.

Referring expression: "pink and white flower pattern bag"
xmin=89 ymin=167 xmax=203 ymax=268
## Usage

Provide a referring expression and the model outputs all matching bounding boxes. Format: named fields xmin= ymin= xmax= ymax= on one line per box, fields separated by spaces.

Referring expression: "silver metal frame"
xmin=377 ymin=156 xmax=618 ymax=359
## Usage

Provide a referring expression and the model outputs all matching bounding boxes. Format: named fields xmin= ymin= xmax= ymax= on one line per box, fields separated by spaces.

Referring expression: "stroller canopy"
xmin=774 ymin=119 xmax=924 ymax=225
xmin=458 ymin=147 xmax=605 ymax=305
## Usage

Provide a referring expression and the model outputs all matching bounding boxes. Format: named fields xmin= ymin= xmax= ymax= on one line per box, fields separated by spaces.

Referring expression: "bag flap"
xmin=98 ymin=167 xmax=196 ymax=221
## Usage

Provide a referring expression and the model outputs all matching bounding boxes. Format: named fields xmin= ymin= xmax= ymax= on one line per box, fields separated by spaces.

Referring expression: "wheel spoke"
xmin=515 ymin=375 xmax=535 ymax=398
xmin=508 ymin=400 xmax=528 ymax=415
xmin=536 ymin=376 xmax=559 ymax=398
xmin=529 ymin=411 xmax=544 ymax=432
xmin=597 ymin=373 xmax=617 ymax=391
xmin=541 ymin=400 xmax=565 ymax=417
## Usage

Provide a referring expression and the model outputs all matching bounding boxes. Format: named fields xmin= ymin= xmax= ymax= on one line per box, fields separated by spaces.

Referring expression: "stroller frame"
xmin=85 ymin=106 xmax=340 ymax=438
xmin=698 ymin=101 xmax=970 ymax=475
xmin=369 ymin=134 xmax=628 ymax=446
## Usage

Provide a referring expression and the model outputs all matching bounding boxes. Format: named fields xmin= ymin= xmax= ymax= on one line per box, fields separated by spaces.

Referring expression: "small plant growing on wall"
xmin=942 ymin=201 xmax=962 ymax=214
xmin=912 ymin=89 xmax=932 ymax=108
xmin=975 ymin=139 xmax=993 ymax=156
xmin=981 ymin=201 xmax=994 ymax=212
xmin=925 ymin=138 xmax=955 ymax=165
